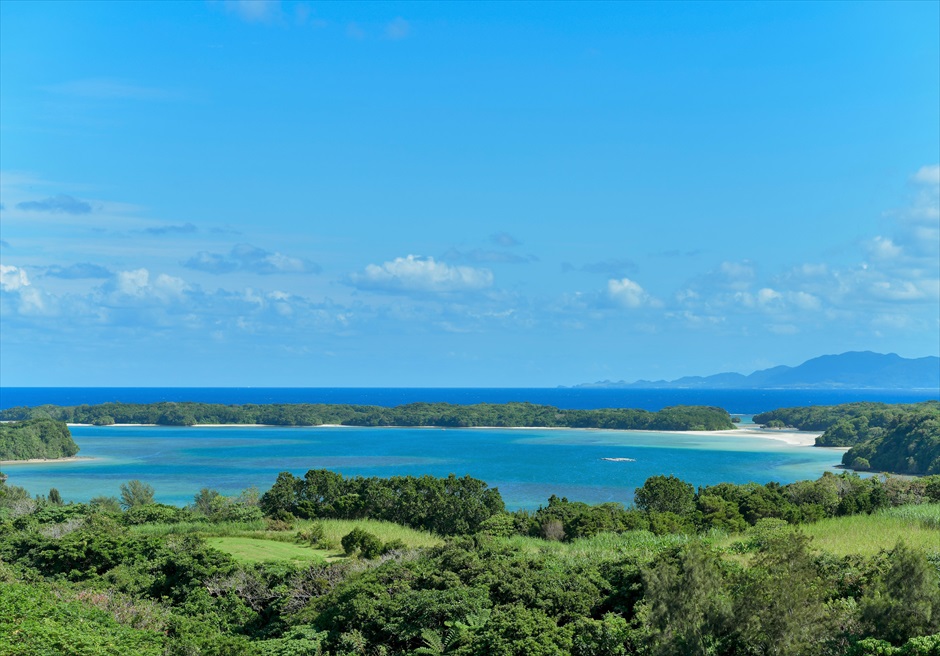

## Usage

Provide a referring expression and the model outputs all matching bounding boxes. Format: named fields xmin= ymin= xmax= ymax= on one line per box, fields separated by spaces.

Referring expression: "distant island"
xmin=572 ymin=351 xmax=940 ymax=390
xmin=0 ymin=402 xmax=736 ymax=431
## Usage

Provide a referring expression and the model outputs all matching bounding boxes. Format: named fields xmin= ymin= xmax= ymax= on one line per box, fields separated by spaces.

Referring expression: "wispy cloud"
xmin=385 ymin=17 xmax=410 ymax=40
xmin=15 ymin=194 xmax=92 ymax=215
xmin=346 ymin=22 xmax=366 ymax=40
xmin=218 ymin=0 xmax=282 ymax=24
xmin=44 ymin=263 xmax=113 ymax=280
xmin=184 ymin=243 xmax=321 ymax=275
xmin=490 ymin=232 xmax=521 ymax=248
xmin=143 ymin=222 xmax=198 ymax=236
xmin=350 ymin=255 xmax=493 ymax=294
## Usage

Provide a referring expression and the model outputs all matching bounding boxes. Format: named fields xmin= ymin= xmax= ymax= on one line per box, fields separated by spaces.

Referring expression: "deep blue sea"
xmin=2 ymin=387 xmax=936 ymax=510
xmin=2 ymin=386 xmax=937 ymax=413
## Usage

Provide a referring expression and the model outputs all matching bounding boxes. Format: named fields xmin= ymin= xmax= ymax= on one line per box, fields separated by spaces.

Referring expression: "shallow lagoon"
xmin=2 ymin=425 xmax=846 ymax=510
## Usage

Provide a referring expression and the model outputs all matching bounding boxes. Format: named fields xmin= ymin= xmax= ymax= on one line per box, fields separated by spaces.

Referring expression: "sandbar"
xmin=0 ymin=456 xmax=96 ymax=466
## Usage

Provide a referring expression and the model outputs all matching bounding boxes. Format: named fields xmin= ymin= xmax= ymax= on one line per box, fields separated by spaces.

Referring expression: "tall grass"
xmin=499 ymin=530 xmax=691 ymax=563
xmin=129 ymin=519 xmax=267 ymax=537
xmin=799 ymin=503 xmax=940 ymax=557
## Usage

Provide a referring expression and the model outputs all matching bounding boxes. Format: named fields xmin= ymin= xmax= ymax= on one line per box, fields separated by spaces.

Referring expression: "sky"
xmin=0 ymin=0 xmax=938 ymax=387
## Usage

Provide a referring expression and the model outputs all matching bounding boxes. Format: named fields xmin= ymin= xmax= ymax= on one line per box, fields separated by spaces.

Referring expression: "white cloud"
xmin=350 ymin=255 xmax=493 ymax=293
xmin=757 ymin=288 xmax=782 ymax=305
xmin=868 ymin=236 xmax=902 ymax=260
xmin=106 ymin=269 xmax=189 ymax=302
xmin=913 ymin=164 xmax=940 ymax=185
xmin=0 ymin=264 xmax=29 ymax=291
xmin=607 ymin=278 xmax=656 ymax=308
xmin=788 ymin=291 xmax=821 ymax=311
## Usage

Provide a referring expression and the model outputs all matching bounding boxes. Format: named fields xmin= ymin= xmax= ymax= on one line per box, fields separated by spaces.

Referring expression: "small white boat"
xmin=601 ymin=457 xmax=636 ymax=462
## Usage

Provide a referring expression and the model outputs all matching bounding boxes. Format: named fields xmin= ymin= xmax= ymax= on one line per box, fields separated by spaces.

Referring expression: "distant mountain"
xmin=574 ymin=352 xmax=940 ymax=390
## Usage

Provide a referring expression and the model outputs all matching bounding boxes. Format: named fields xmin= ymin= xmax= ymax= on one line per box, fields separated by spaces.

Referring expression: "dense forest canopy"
xmin=1 ymin=468 xmax=938 ymax=655
xmin=0 ymin=418 xmax=79 ymax=461
xmin=0 ymin=401 xmax=737 ymax=431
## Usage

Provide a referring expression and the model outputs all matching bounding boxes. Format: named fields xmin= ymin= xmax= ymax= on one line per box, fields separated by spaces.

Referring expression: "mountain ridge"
xmin=573 ymin=351 xmax=940 ymax=390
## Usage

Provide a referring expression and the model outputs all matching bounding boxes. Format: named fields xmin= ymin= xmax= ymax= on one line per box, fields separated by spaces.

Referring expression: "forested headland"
xmin=754 ymin=401 xmax=940 ymax=475
xmin=1 ymin=467 xmax=938 ymax=655
xmin=0 ymin=418 xmax=79 ymax=461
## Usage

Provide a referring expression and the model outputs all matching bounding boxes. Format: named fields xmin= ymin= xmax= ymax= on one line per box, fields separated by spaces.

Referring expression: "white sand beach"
xmin=0 ymin=456 xmax=96 ymax=466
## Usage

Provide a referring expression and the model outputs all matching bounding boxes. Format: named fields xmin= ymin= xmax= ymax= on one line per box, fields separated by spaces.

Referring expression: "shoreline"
xmin=65 ymin=421 xmax=827 ymax=447
xmin=0 ymin=456 xmax=97 ymax=466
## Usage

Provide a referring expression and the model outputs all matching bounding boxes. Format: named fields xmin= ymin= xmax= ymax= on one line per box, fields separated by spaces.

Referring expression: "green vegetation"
xmin=1 ymin=466 xmax=938 ymax=654
xmin=206 ymin=537 xmax=331 ymax=565
xmin=0 ymin=419 xmax=78 ymax=461
xmin=755 ymin=401 xmax=940 ymax=475
xmin=0 ymin=400 xmax=736 ymax=430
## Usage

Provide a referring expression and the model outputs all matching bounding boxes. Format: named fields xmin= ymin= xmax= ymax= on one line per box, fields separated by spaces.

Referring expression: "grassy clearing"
xmin=498 ymin=530 xmax=692 ymax=563
xmin=206 ymin=537 xmax=332 ymax=565
xmin=130 ymin=517 xmax=443 ymax=564
xmin=296 ymin=518 xmax=443 ymax=551
xmin=799 ymin=503 xmax=940 ymax=557
xmin=715 ymin=504 xmax=940 ymax=558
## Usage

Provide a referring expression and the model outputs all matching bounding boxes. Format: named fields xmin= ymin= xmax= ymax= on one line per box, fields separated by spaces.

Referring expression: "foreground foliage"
xmin=1 ymin=467 xmax=938 ymax=655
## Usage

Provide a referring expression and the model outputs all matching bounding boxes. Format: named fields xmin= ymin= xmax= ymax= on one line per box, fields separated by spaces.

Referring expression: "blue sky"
xmin=1 ymin=0 xmax=938 ymax=387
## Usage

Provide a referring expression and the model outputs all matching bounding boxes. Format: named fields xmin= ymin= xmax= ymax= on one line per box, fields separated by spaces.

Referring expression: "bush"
xmin=296 ymin=522 xmax=326 ymax=547
xmin=341 ymin=528 xmax=383 ymax=558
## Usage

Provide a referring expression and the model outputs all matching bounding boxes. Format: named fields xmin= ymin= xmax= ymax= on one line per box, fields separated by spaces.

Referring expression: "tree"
xmin=734 ymin=531 xmax=830 ymax=655
xmin=860 ymin=541 xmax=940 ymax=644
xmin=634 ymin=476 xmax=695 ymax=516
xmin=119 ymin=480 xmax=155 ymax=510
xmin=638 ymin=542 xmax=731 ymax=656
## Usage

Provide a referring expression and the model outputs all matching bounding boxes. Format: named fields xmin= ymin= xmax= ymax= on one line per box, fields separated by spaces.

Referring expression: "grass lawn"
xmin=206 ymin=537 xmax=334 ymax=565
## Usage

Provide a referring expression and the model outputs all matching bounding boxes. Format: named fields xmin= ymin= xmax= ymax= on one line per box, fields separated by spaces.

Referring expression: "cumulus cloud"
xmin=913 ymin=164 xmax=940 ymax=185
xmin=0 ymin=264 xmax=29 ymax=291
xmin=184 ymin=244 xmax=321 ymax=275
xmin=350 ymin=255 xmax=493 ymax=294
xmin=144 ymin=222 xmax=197 ymax=236
xmin=44 ymin=263 xmax=112 ymax=279
xmin=607 ymin=278 xmax=657 ymax=308
xmin=385 ymin=17 xmax=410 ymax=39
xmin=15 ymin=194 xmax=92 ymax=214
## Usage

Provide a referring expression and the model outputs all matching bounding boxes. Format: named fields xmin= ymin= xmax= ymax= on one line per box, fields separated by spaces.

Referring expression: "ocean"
xmin=2 ymin=387 xmax=936 ymax=510
xmin=2 ymin=386 xmax=937 ymax=413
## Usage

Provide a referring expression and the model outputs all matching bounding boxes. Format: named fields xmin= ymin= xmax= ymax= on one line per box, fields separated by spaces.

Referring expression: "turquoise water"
xmin=1 ymin=425 xmax=846 ymax=510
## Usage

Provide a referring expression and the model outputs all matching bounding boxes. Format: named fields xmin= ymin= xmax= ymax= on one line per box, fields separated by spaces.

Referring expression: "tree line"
xmin=0 ymin=401 xmax=736 ymax=431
